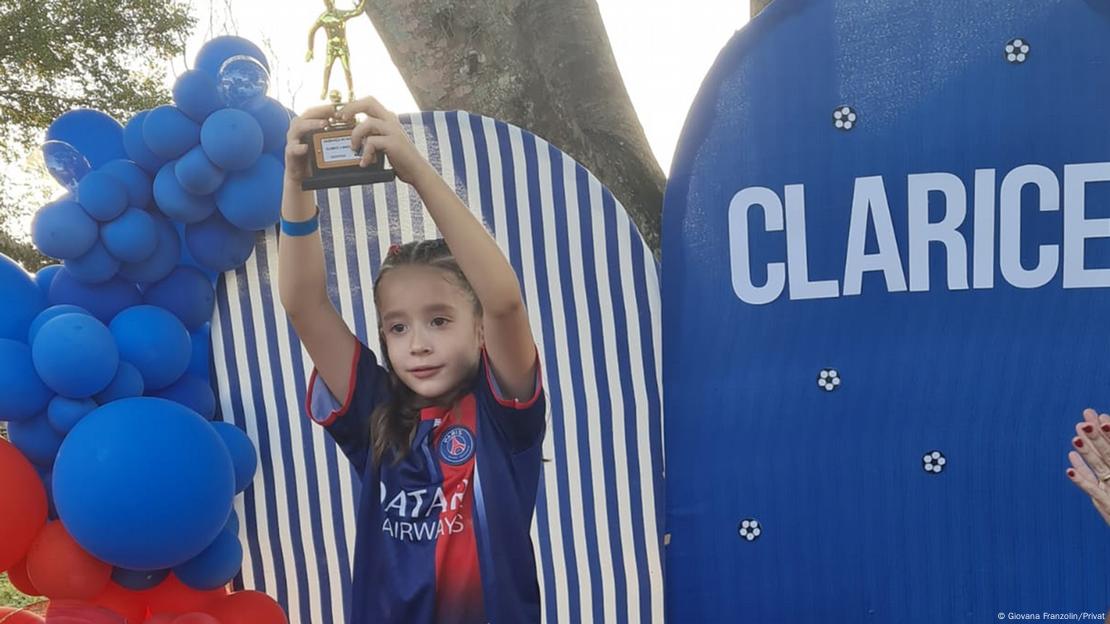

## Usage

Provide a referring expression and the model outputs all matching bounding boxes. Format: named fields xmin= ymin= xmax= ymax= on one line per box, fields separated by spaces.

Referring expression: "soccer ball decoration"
xmin=817 ymin=369 xmax=841 ymax=392
xmin=922 ymin=450 xmax=947 ymax=475
xmin=738 ymin=518 xmax=762 ymax=542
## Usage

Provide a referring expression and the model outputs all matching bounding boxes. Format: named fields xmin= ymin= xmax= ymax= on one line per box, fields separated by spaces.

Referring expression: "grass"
xmin=0 ymin=571 xmax=39 ymax=609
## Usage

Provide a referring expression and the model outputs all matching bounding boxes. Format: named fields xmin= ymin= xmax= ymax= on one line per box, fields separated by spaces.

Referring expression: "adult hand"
xmin=1066 ymin=408 xmax=1110 ymax=526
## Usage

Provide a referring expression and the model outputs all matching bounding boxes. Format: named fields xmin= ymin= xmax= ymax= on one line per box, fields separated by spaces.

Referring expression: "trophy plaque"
xmin=302 ymin=91 xmax=396 ymax=191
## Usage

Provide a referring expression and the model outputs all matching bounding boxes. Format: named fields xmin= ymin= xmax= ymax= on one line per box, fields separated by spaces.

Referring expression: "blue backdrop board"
xmin=663 ymin=1 xmax=1110 ymax=622
xmin=210 ymin=111 xmax=665 ymax=623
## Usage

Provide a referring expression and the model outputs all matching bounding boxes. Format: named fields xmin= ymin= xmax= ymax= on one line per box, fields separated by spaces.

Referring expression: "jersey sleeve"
xmin=475 ymin=347 xmax=547 ymax=454
xmin=304 ymin=334 xmax=389 ymax=474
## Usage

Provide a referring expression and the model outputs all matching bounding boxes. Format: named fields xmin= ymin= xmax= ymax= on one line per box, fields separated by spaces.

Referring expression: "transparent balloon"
xmin=42 ymin=140 xmax=92 ymax=190
xmin=217 ymin=55 xmax=270 ymax=108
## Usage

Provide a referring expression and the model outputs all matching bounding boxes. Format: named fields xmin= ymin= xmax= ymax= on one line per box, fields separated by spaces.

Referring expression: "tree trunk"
xmin=362 ymin=0 xmax=665 ymax=255
xmin=751 ymin=0 xmax=773 ymax=17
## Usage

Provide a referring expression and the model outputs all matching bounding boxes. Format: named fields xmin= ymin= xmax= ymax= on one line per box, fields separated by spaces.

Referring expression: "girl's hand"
xmin=284 ymin=104 xmax=335 ymax=185
xmin=1066 ymin=408 xmax=1110 ymax=526
xmin=339 ymin=96 xmax=431 ymax=185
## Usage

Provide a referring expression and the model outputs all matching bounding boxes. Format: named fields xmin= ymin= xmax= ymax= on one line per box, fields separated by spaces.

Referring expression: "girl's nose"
xmin=408 ymin=328 xmax=432 ymax=354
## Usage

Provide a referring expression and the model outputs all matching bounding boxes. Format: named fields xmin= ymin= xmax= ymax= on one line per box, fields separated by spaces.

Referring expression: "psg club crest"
xmin=439 ymin=426 xmax=475 ymax=465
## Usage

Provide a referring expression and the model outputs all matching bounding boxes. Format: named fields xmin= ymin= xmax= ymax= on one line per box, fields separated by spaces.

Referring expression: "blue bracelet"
xmin=281 ymin=209 xmax=320 ymax=237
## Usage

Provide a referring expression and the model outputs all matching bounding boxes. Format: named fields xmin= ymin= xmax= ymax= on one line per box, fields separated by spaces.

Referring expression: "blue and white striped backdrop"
xmin=210 ymin=111 xmax=665 ymax=623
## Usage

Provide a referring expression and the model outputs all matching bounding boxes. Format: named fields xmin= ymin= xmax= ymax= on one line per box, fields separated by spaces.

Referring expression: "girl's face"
xmin=376 ymin=264 xmax=483 ymax=402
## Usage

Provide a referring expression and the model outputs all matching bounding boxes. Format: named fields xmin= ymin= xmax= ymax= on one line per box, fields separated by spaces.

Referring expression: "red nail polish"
xmin=1068 ymin=469 xmax=1077 ymax=478
xmin=1083 ymin=424 xmax=1095 ymax=434
xmin=1102 ymin=424 xmax=1110 ymax=433
xmin=1075 ymin=438 xmax=1085 ymax=448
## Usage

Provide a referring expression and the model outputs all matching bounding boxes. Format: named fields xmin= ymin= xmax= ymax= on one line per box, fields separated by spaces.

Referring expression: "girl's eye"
xmin=431 ymin=317 xmax=449 ymax=327
xmin=390 ymin=323 xmax=406 ymax=334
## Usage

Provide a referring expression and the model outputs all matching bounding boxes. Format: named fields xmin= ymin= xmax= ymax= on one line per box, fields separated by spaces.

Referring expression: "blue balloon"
xmin=185 ymin=213 xmax=257 ymax=273
xmin=175 ymin=145 xmax=226 ymax=195
xmin=153 ymin=161 xmax=217 ymax=224
xmin=111 ymin=567 xmax=169 ymax=591
xmin=48 ymin=269 xmax=141 ymax=325
xmin=151 ymin=374 xmax=215 ymax=420
xmin=37 ymin=467 xmax=58 ymax=520
xmin=142 ymin=266 xmax=215 ymax=331
xmin=173 ymin=527 xmax=243 ymax=591
xmin=215 ymin=154 xmax=283 ymax=231
xmin=32 ymin=313 xmax=119 ymax=398
xmin=9 ymin=412 xmax=64 ymax=468
xmin=200 ymin=108 xmax=264 ymax=171
xmin=41 ymin=140 xmax=92 ymax=190
xmin=65 ymin=241 xmax=119 ymax=284
xmin=47 ymin=396 xmax=96 ymax=435
xmin=143 ymin=105 xmax=200 ymax=160
xmin=32 ymin=199 xmax=98 ymax=260
xmin=76 ymin=171 xmax=128 ymax=222
xmin=210 ymin=421 xmax=256 ymax=493
xmin=100 ymin=160 xmax=153 ymax=208
xmin=217 ymin=55 xmax=270 ymax=108
xmin=46 ymin=109 xmax=126 ymax=169
xmin=28 ymin=304 xmax=90 ymax=344
xmin=224 ymin=509 xmax=239 ymax=536
xmin=94 ymin=361 xmax=145 ymax=404
xmin=0 ymin=339 xmax=52 ymax=422
xmin=110 ymin=305 xmax=191 ymax=391
xmin=243 ymin=96 xmax=290 ymax=155
xmin=187 ymin=323 xmax=211 ymax=379
xmin=0 ymin=253 xmax=47 ymax=342
xmin=117 ymin=215 xmax=180 ymax=285
xmin=173 ymin=69 xmax=224 ymax=123
xmin=34 ymin=265 xmax=62 ymax=300
xmin=194 ymin=36 xmax=270 ymax=78
xmin=53 ymin=397 xmax=235 ymax=570
xmin=102 ymin=207 xmax=158 ymax=263
xmin=123 ymin=111 xmax=167 ymax=174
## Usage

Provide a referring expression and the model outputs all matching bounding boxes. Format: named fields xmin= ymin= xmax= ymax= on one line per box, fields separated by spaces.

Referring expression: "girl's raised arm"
xmin=277 ymin=105 xmax=359 ymax=402
xmin=340 ymin=97 xmax=538 ymax=400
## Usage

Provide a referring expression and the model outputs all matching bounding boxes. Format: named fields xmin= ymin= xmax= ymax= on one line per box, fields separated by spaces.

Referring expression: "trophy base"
xmin=301 ymin=166 xmax=397 ymax=191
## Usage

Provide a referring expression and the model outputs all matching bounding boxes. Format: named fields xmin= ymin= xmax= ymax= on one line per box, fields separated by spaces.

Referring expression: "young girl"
xmin=277 ymin=97 xmax=546 ymax=624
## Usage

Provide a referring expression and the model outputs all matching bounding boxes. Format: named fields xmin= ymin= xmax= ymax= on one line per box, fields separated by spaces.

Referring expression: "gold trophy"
xmin=302 ymin=0 xmax=395 ymax=191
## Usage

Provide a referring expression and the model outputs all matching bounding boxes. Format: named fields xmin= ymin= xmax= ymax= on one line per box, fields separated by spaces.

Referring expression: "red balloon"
xmin=7 ymin=557 xmax=41 ymax=597
xmin=0 ymin=606 xmax=45 ymax=623
xmin=42 ymin=600 xmax=126 ymax=623
xmin=93 ymin=582 xmax=149 ymax=624
xmin=169 ymin=614 xmax=219 ymax=624
xmin=142 ymin=616 xmax=177 ymax=624
xmin=25 ymin=521 xmax=111 ymax=600
xmin=0 ymin=438 xmax=48 ymax=572
xmin=203 ymin=591 xmax=285 ymax=624
xmin=142 ymin=574 xmax=226 ymax=617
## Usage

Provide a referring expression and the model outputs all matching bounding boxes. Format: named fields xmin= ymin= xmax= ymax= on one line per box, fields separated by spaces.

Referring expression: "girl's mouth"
xmin=409 ymin=366 xmax=443 ymax=379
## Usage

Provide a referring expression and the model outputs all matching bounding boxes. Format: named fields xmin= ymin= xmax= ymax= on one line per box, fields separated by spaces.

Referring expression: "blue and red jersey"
xmin=305 ymin=336 xmax=546 ymax=624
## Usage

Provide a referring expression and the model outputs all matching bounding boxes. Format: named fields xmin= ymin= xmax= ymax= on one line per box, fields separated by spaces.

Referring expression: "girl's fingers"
xmin=338 ymin=95 xmax=392 ymax=122
xmin=349 ymin=117 xmax=393 ymax=152
xmin=287 ymin=118 xmax=329 ymax=143
xmin=298 ymin=104 xmax=338 ymax=121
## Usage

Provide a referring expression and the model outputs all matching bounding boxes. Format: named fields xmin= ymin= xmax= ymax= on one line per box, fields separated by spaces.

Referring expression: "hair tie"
xmin=387 ymin=244 xmax=401 ymax=257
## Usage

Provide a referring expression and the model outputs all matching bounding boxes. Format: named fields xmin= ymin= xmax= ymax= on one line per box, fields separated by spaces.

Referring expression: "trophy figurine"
xmin=302 ymin=1 xmax=396 ymax=190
